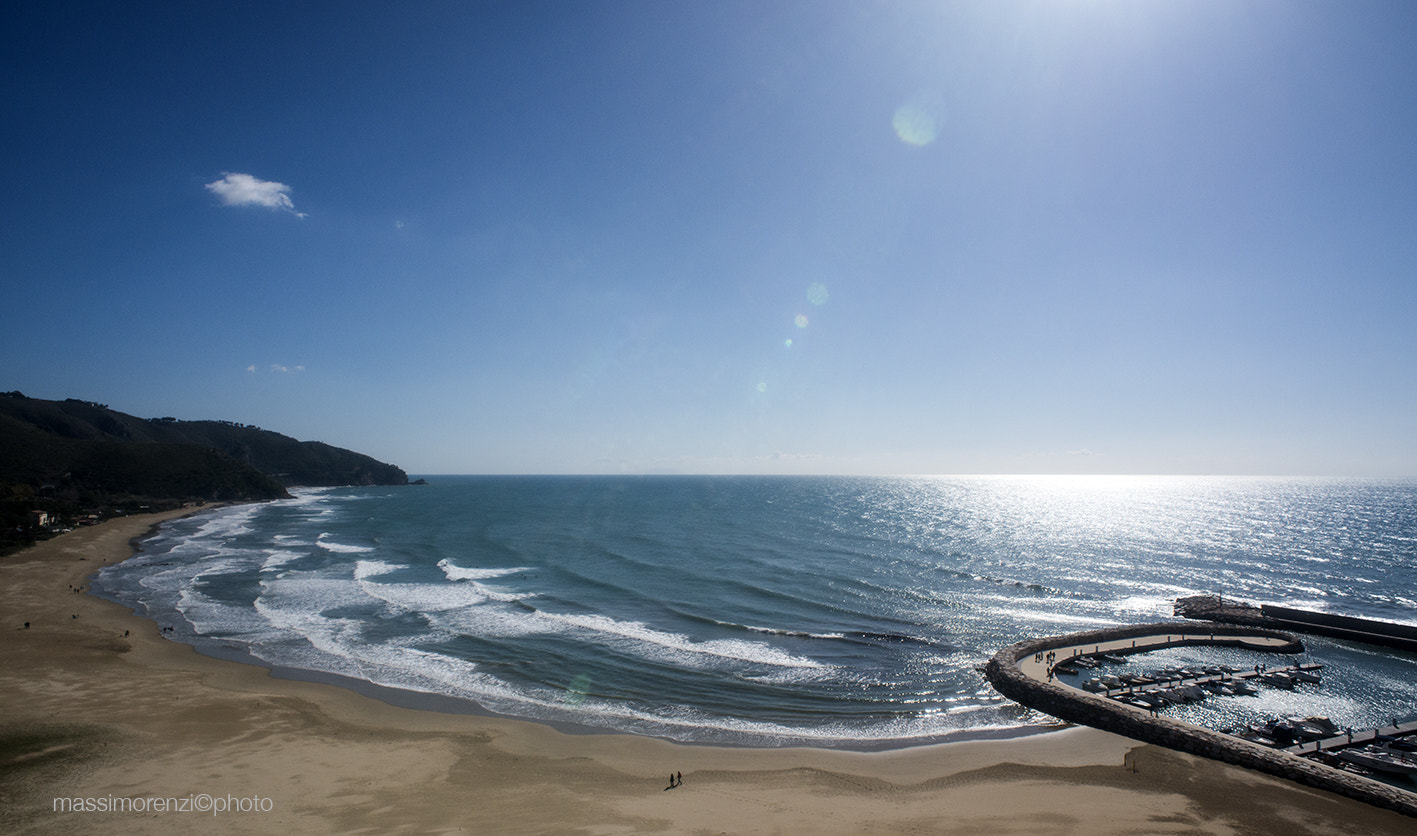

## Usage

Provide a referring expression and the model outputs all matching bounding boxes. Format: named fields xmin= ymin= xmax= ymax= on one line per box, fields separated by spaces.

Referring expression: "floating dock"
xmin=1082 ymin=662 xmax=1326 ymax=701
xmin=1283 ymin=719 xmax=1417 ymax=756
xmin=1175 ymin=595 xmax=1417 ymax=653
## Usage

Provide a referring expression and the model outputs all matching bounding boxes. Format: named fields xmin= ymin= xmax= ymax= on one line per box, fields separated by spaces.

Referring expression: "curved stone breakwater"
xmin=984 ymin=622 xmax=1417 ymax=819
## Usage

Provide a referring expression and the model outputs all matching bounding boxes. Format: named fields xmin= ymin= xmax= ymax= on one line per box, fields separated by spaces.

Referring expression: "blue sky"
xmin=4 ymin=0 xmax=1415 ymax=476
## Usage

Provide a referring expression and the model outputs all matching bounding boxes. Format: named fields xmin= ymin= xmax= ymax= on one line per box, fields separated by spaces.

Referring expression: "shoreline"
xmin=91 ymin=502 xmax=1061 ymax=752
xmin=3 ymin=512 xmax=1413 ymax=833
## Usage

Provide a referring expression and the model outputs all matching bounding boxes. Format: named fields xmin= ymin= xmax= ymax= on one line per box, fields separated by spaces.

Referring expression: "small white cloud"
xmin=206 ymin=172 xmax=305 ymax=217
xmin=251 ymin=363 xmax=305 ymax=374
xmin=246 ymin=364 xmax=257 ymax=373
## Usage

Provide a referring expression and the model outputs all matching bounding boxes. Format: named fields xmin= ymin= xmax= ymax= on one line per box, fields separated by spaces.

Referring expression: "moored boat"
xmin=1336 ymin=746 xmax=1417 ymax=776
xmin=1260 ymin=671 xmax=1295 ymax=689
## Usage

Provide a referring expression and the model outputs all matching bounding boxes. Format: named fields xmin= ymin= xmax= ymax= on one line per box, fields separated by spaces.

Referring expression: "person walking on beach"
xmin=676 ymin=771 xmax=682 ymax=787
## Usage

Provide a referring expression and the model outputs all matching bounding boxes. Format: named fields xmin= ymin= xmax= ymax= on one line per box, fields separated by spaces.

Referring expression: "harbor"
xmin=986 ymin=621 xmax=1417 ymax=818
xmin=1042 ymin=644 xmax=1417 ymax=783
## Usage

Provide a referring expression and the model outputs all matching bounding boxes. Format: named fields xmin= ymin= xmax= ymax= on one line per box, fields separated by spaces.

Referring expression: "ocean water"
xmin=94 ymin=475 xmax=1417 ymax=748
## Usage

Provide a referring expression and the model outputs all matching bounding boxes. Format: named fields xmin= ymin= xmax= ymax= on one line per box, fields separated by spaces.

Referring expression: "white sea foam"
xmin=437 ymin=559 xmax=530 ymax=582
xmin=358 ymin=577 xmax=492 ymax=612
xmin=433 ymin=560 xmax=532 ymax=603
xmin=353 ymin=559 xmax=406 ymax=580
xmin=421 ymin=603 xmax=550 ymax=639
xmin=176 ymin=585 xmax=279 ymax=638
xmin=547 ymin=613 xmax=825 ymax=669
xmin=261 ymin=549 xmax=306 ymax=570
xmin=317 ymin=533 xmax=376 ymax=553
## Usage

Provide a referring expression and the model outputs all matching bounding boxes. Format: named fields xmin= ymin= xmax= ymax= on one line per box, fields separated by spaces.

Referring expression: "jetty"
xmin=985 ymin=621 xmax=1417 ymax=818
xmin=1282 ymin=719 xmax=1417 ymax=757
xmin=1080 ymin=662 xmax=1326 ymax=702
xmin=1175 ymin=595 xmax=1417 ymax=653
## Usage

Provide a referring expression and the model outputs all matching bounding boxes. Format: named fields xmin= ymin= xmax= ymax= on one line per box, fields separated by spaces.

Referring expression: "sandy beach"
xmin=2 ymin=510 xmax=1412 ymax=835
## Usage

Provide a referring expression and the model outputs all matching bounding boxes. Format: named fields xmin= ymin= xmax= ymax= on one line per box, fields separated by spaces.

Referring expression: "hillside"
xmin=0 ymin=392 xmax=409 ymax=552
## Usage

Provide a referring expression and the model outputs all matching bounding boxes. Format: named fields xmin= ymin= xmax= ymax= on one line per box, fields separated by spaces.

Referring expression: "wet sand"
xmin=2 ymin=509 xmax=1412 ymax=834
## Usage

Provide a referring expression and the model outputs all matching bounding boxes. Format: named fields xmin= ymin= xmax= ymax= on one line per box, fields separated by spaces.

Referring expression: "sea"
xmin=93 ymin=475 xmax=1417 ymax=749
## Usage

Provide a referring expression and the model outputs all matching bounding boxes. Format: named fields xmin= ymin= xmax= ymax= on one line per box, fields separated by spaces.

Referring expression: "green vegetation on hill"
xmin=0 ymin=392 xmax=409 ymax=554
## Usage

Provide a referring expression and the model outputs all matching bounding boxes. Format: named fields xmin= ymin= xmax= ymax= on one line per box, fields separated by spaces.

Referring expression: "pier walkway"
xmin=1282 ymin=719 xmax=1417 ymax=756
xmin=1085 ymin=662 xmax=1324 ymax=701
xmin=1016 ymin=629 xmax=1296 ymax=685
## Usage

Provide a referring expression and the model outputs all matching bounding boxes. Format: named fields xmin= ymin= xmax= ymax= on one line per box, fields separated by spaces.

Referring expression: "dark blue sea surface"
xmin=94 ymin=476 xmax=1417 ymax=748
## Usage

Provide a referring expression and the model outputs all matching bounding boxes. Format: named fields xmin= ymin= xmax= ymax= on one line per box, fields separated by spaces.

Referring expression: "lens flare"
xmin=565 ymin=673 xmax=592 ymax=706
xmin=794 ymin=314 xmax=808 ymax=328
xmin=893 ymin=90 xmax=945 ymax=146
xmin=807 ymin=282 xmax=829 ymax=306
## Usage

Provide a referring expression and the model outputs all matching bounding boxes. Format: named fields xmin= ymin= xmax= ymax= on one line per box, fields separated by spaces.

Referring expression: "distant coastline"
xmin=0 ymin=391 xmax=407 ymax=554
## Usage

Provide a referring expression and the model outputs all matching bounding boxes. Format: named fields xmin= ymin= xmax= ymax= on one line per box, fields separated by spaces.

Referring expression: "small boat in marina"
xmin=1173 ymin=684 xmax=1207 ymax=703
xmin=1234 ymin=728 xmax=1278 ymax=747
xmin=1121 ymin=692 xmax=1166 ymax=710
xmin=1336 ymin=746 xmax=1417 ymax=776
xmin=1260 ymin=671 xmax=1296 ymax=689
xmin=1148 ymin=688 xmax=1186 ymax=705
xmin=1375 ymin=734 xmax=1417 ymax=753
xmin=1281 ymin=716 xmax=1338 ymax=740
xmin=1313 ymin=751 xmax=1374 ymax=776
